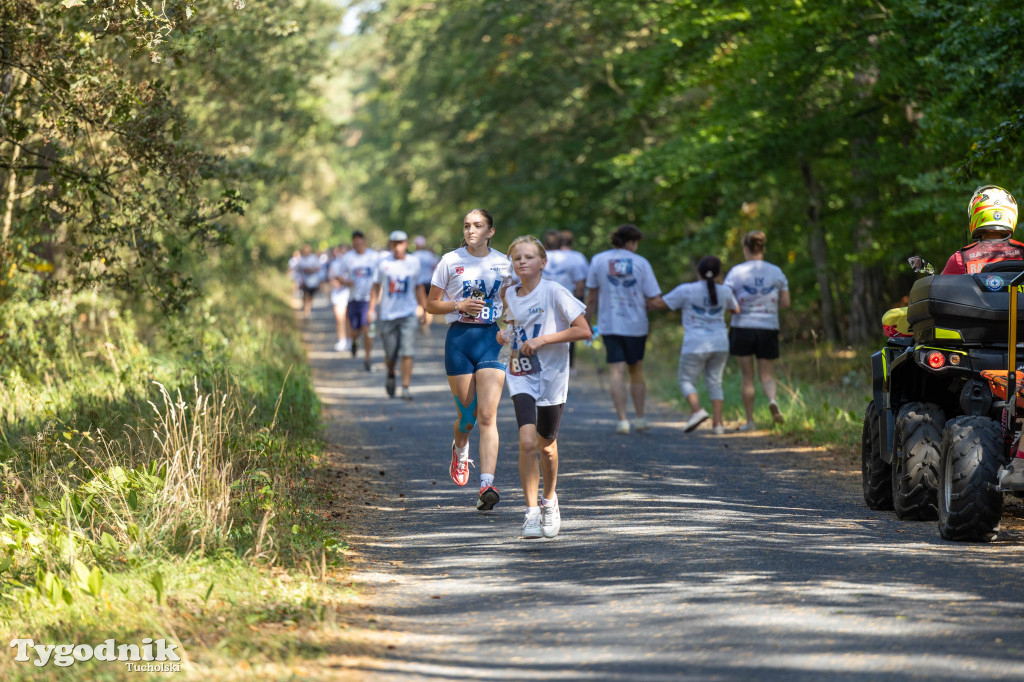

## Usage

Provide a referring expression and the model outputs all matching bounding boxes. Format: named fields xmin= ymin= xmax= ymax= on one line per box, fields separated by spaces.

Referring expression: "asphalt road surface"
xmin=303 ymin=298 xmax=1024 ymax=681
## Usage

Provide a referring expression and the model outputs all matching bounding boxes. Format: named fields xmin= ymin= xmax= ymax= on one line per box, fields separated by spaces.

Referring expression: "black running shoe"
xmin=386 ymin=374 xmax=396 ymax=398
xmin=351 ymin=338 xmax=358 ymax=358
xmin=476 ymin=485 xmax=500 ymax=511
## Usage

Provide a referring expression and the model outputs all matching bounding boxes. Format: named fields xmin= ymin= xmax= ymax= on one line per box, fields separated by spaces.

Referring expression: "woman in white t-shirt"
xmin=425 ymin=209 xmax=512 ymax=512
xmin=723 ymin=230 xmax=790 ymax=431
xmin=498 ymin=236 xmax=591 ymax=539
xmin=652 ymin=256 xmax=739 ymax=435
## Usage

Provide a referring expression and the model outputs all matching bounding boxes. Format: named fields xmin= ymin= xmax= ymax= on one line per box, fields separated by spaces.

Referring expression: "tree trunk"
xmin=799 ymin=158 xmax=840 ymax=343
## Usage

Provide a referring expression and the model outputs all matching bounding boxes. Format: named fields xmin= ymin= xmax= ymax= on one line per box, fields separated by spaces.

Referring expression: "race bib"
xmin=508 ymin=349 xmax=541 ymax=376
xmin=459 ymin=288 xmax=497 ymax=323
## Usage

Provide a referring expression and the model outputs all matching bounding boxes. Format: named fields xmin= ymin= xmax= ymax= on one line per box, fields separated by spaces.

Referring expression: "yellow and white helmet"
xmin=969 ymin=184 xmax=1018 ymax=236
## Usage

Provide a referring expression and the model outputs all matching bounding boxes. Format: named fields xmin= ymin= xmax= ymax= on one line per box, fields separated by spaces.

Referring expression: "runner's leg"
xmin=473 ymin=367 xmax=505 ymax=477
xmin=518 ymin=423 xmax=540 ymax=508
xmin=627 ymin=360 xmax=646 ymax=419
xmin=608 ymin=361 xmax=628 ymax=421
xmin=448 ymin=374 xmax=476 ymax=450
xmin=737 ymin=355 xmax=756 ymax=424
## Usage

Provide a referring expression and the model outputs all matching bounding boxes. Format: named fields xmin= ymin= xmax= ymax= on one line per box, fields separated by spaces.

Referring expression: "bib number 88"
xmin=509 ymin=351 xmax=540 ymax=376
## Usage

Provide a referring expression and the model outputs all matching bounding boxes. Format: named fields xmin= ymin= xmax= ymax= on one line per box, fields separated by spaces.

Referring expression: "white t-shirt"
xmin=327 ymin=258 xmax=351 ymax=306
xmin=504 ymin=279 xmax=587 ymax=406
xmin=413 ymin=249 xmax=441 ymax=286
xmin=375 ymin=256 xmax=421 ymax=321
xmin=585 ymin=248 xmax=661 ymax=336
xmin=723 ymin=260 xmax=788 ymax=330
xmin=296 ymin=253 xmax=322 ymax=289
xmin=543 ymin=249 xmax=588 ymax=293
xmin=431 ymin=247 xmax=511 ymax=325
xmin=662 ymin=282 xmax=739 ymax=354
xmin=340 ymin=249 xmax=379 ymax=302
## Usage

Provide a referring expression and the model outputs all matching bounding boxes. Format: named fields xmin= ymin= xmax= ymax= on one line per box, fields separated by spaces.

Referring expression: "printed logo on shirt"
xmin=692 ymin=304 xmax=723 ymax=316
xmin=388 ymin=277 xmax=410 ymax=295
xmin=354 ymin=267 xmax=373 ymax=279
xmin=606 ymin=258 xmax=637 ymax=288
xmin=455 ymin=266 xmax=465 ymax=275
xmin=528 ymin=307 xmax=545 ymax=315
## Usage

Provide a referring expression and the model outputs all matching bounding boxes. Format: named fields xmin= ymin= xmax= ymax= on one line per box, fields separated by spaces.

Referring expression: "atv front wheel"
xmin=892 ymin=402 xmax=945 ymax=520
xmin=938 ymin=415 xmax=1004 ymax=542
xmin=862 ymin=400 xmax=893 ymax=510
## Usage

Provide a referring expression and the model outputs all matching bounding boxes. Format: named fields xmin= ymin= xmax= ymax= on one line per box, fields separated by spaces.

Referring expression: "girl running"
xmin=498 ymin=236 xmax=591 ymax=539
xmin=425 ymin=209 xmax=512 ymax=511
xmin=651 ymin=255 xmax=740 ymax=434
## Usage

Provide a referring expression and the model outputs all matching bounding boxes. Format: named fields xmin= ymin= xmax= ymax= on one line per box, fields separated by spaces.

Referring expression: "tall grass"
xmin=0 ymin=269 xmax=338 ymax=637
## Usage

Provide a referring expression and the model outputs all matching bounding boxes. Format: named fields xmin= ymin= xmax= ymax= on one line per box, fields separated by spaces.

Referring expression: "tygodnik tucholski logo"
xmin=10 ymin=637 xmax=182 ymax=670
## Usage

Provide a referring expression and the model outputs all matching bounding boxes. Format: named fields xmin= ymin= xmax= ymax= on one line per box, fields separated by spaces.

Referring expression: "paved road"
xmin=303 ymin=299 xmax=1024 ymax=681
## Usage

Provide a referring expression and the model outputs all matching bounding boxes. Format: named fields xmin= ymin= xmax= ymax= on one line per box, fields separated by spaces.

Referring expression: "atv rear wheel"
xmin=892 ymin=402 xmax=945 ymax=520
xmin=862 ymin=400 xmax=892 ymax=510
xmin=938 ymin=415 xmax=1004 ymax=542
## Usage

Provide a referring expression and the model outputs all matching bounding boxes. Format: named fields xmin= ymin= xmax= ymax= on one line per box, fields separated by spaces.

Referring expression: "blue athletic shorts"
xmin=346 ymin=300 xmax=370 ymax=330
xmin=445 ymin=322 xmax=505 ymax=376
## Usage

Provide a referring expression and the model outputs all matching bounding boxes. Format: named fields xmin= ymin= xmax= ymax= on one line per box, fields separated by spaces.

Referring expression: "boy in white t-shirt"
xmin=499 ymin=236 xmax=591 ymax=539
xmin=369 ymin=231 xmax=427 ymax=400
xmin=339 ymin=231 xmax=379 ymax=371
xmin=584 ymin=224 xmax=662 ymax=435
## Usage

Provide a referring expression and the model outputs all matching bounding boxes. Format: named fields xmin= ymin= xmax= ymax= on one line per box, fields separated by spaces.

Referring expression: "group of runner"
xmin=289 ymin=232 xmax=440 ymax=393
xmin=296 ymin=211 xmax=789 ymax=539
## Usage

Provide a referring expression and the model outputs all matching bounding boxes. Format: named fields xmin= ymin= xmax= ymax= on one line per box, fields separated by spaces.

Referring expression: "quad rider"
xmin=941 ymin=185 xmax=1023 ymax=275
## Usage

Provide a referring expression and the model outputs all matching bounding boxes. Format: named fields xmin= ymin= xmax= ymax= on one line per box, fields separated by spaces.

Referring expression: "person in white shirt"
xmin=412 ymin=234 xmax=441 ymax=329
xmin=369 ymin=231 xmax=427 ymax=400
xmin=723 ymin=230 xmax=790 ymax=431
xmin=651 ymin=255 xmax=740 ymax=435
xmin=295 ymin=244 xmax=323 ymax=319
xmin=543 ymin=230 xmax=589 ymax=372
xmin=327 ymin=244 xmax=352 ymax=351
xmin=584 ymin=224 xmax=662 ymax=435
xmin=498 ymin=236 xmax=591 ymax=539
xmin=339 ymin=230 xmax=379 ymax=371
xmin=425 ymin=209 xmax=512 ymax=512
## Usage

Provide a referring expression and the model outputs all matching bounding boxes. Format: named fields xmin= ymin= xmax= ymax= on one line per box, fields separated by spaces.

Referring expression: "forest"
xmin=2 ymin=0 xmax=1023 ymax=673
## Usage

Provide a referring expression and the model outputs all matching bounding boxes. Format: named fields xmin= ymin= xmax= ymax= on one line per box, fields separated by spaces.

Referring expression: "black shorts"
xmin=729 ymin=327 xmax=780 ymax=360
xmin=511 ymin=394 xmax=565 ymax=441
xmin=301 ymin=284 xmax=319 ymax=297
xmin=604 ymin=334 xmax=647 ymax=365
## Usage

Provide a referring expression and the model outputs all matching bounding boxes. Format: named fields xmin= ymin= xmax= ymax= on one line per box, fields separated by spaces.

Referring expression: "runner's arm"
xmin=519 ymin=314 xmax=592 ymax=356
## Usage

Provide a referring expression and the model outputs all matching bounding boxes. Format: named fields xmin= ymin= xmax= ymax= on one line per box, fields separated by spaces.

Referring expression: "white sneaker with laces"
xmin=616 ymin=420 xmax=631 ymax=435
xmin=540 ymin=503 xmax=561 ymax=538
xmin=632 ymin=418 xmax=649 ymax=432
xmin=683 ymin=408 xmax=709 ymax=433
xmin=522 ymin=513 xmax=542 ymax=539
xmin=738 ymin=422 xmax=756 ymax=432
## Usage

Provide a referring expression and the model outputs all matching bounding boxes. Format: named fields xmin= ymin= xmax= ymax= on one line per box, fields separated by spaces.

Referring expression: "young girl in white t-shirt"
xmin=498 ymin=236 xmax=591 ymax=539
xmin=652 ymin=255 xmax=739 ymax=435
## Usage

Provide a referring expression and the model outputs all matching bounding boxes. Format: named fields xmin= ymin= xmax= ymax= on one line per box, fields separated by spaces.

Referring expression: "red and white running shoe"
xmin=450 ymin=440 xmax=471 ymax=487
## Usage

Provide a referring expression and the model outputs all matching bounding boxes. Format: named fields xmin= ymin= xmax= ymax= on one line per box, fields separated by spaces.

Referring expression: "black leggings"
xmin=511 ymin=394 xmax=565 ymax=441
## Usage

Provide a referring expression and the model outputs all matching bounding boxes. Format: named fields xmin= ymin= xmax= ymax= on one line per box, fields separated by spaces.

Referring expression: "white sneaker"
xmin=999 ymin=458 xmax=1024 ymax=490
xmin=738 ymin=422 xmax=756 ymax=432
xmin=521 ymin=513 xmax=542 ymax=539
xmin=683 ymin=408 xmax=709 ymax=433
xmin=540 ymin=503 xmax=561 ymax=538
xmin=712 ymin=425 xmax=725 ymax=435
xmin=632 ymin=418 xmax=649 ymax=432
xmin=615 ymin=420 xmax=631 ymax=435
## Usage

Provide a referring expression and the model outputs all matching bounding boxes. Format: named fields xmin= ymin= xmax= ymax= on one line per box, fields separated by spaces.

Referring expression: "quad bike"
xmin=864 ymin=259 xmax=1024 ymax=540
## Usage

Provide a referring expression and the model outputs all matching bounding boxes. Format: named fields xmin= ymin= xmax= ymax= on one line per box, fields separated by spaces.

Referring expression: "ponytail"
xmin=696 ymin=255 xmax=721 ymax=306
